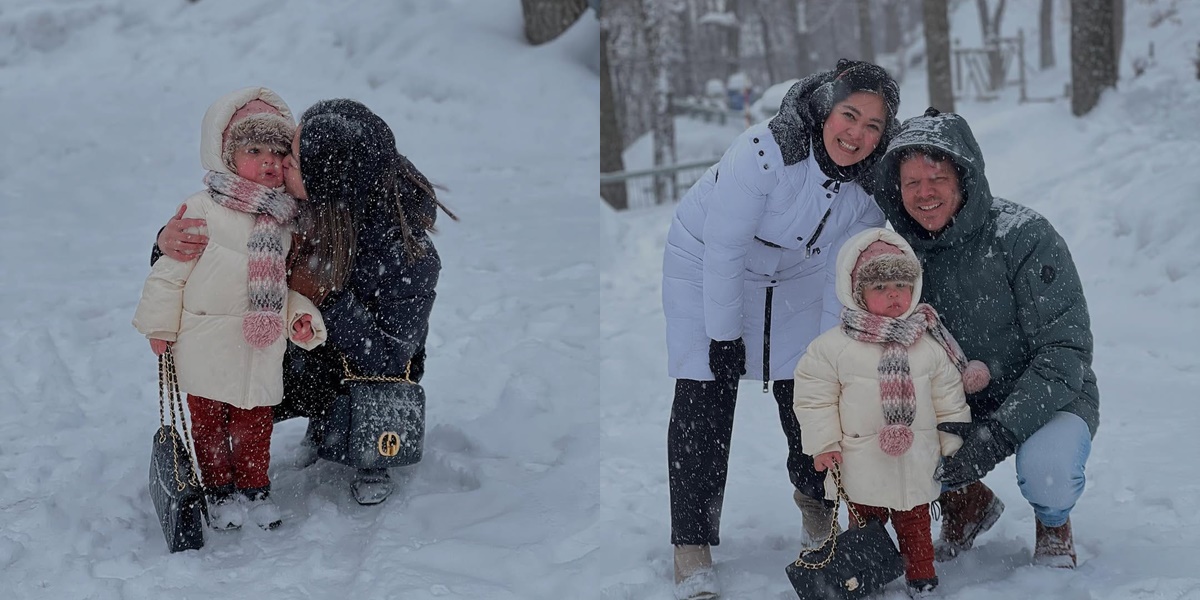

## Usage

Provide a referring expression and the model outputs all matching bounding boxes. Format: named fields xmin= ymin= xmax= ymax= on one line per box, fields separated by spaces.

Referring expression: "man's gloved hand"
xmin=934 ymin=419 xmax=1018 ymax=489
xmin=708 ymin=338 xmax=747 ymax=387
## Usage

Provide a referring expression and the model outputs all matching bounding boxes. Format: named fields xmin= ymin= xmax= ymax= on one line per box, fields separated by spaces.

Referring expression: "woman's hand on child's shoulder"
xmin=158 ymin=203 xmax=209 ymax=262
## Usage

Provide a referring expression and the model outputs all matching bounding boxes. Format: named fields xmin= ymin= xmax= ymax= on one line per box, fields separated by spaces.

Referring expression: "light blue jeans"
xmin=1013 ymin=411 xmax=1092 ymax=527
xmin=941 ymin=411 xmax=1091 ymax=527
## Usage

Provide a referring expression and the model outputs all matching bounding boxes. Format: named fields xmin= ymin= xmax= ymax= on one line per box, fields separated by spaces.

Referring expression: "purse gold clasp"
xmin=377 ymin=431 xmax=401 ymax=457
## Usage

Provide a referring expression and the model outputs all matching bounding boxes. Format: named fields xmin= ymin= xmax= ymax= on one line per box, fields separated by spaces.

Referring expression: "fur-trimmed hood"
xmin=199 ymin=87 xmax=294 ymax=174
xmin=835 ymin=228 xmax=923 ymax=318
xmin=872 ymin=108 xmax=992 ymax=251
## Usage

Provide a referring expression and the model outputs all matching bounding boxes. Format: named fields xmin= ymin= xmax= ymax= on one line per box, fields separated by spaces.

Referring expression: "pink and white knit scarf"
xmin=204 ymin=171 xmax=298 ymax=349
xmin=841 ymin=303 xmax=971 ymax=457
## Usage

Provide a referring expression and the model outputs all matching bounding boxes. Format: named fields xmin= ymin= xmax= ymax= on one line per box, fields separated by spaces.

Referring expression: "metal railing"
xmin=601 ymin=158 xmax=720 ymax=209
xmin=952 ymin=30 xmax=1062 ymax=104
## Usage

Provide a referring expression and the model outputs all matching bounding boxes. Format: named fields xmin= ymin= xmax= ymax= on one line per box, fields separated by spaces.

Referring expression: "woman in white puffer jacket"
xmin=662 ymin=59 xmax=901 ymax=600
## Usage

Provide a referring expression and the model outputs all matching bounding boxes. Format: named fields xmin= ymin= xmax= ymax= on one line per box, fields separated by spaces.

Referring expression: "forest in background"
xmin=601 ymin=0 xmax=1144 ymax=209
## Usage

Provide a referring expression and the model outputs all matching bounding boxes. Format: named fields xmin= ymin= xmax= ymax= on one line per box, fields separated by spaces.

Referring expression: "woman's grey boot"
xmin=352 ymin=468 xmax=394 ymax=505
xmin=294 ymin=418 xmax=322 ymax=468
xmin=794 ymin=489 xmax=839 ymax=546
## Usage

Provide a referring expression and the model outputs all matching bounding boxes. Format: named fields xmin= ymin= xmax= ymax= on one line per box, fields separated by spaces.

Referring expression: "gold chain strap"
xmin=158 ymin=349 xmax=201 ymax=492
xmin=340 ymin=354 xmax=414 ymax=384
xmin=791 ymin=464 xmax=867 ymax=570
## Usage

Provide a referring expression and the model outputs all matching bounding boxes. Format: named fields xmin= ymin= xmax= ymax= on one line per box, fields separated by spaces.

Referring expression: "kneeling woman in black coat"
xmin=279 ymin=99 xmax=454 ymax=505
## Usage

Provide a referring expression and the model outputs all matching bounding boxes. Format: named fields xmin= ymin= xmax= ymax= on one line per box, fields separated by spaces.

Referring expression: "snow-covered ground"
xmin=607 ymin=1 xmax=1200 ymax=599
xmin=2 ymin=0 xmax=1198 ymax=599
xmin=1 ymin=1 xmax=603 ymax=599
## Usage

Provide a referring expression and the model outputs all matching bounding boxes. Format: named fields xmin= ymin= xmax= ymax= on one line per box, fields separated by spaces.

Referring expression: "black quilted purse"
xmin=785 ymin=465 xmax=906 ymax=599
xmin=148 ymin=349 xmax=206 ymax=552
xmin=318 ymin=355 xmax=425 ymax=469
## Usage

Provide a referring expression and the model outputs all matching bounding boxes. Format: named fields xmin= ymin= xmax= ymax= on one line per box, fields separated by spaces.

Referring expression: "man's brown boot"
xmin=673 ymin=544 xmax=718 ymax=599
xmin=793 ymin=489 xmax=839 ymax=546
xmin=1034 ymin=518 xmax=1077 ymax=568
xmin=933 ymin=481 xmax=1004 ymax=562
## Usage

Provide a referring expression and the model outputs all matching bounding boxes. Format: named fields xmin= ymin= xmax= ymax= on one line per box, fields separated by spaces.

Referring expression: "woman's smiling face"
xmin=821 ymin=91 xmax=886 ymax=167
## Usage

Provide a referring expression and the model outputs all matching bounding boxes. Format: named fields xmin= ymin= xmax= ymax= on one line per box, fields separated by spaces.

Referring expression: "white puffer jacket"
xmin=133 ymin=87 xmax=326 ymax=410
xmin=662 ymin=120 xmax=886 ymax=382
xmin=792 ymin=229 xmax=971 ymax=510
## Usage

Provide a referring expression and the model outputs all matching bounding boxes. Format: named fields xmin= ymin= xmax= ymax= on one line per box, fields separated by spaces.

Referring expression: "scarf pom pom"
xmin=962 ymin=360 xmax=991 ymax=394
xmin=879 ymin=424 xmax=913 ymax=457
xmin=243 ymin=311 xmax=283 ymax=348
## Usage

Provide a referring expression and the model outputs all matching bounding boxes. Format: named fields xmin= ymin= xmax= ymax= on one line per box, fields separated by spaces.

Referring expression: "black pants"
xmin=275 ymin=344 xmax=341 ymax=423
xmin=667 ymin=378 xmax=829 ymax=546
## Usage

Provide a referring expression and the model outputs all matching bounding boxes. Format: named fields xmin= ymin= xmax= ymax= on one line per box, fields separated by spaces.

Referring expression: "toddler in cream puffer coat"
xmin=792 ymin=227 xmax=987 ymax=597
xmin=133 ymin=87 xmax=327 ymax=533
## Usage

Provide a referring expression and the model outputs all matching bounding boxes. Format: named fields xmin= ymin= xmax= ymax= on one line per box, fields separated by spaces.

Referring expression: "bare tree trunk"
xmin=857 ymin=0 xmax=876 ymax=63
xmin=522 ymin=0 xmax=589 ymax=46
xmin=600 ymin=20 xmax=628 ymax=210
xmin=756 ymin=6 xmax=778 ymax=84
xmin=1194 ymin=41 xmax=1200 ymax=80
xmin=923 ymin=0 xmax=955 ymax=112
xmin=1039 ymin=0 xmax=1055 ymax=69
xmin=678 ymin=1 xmax=696 ymax=97
xmin=728 ymin=0 xmax=743 ymax=82
xmin=833 ymin=2 xmax=855 ymax=62
xmin=882 ymin=0 xmax=903 ymax=54
xmin=1071 ymin=0 xmax=1117 ymax=116
xmin=975 ymin=0 xmax=1008 ymax=90
xmin=795 ymin=0 xmax=817 ymax=76
xmin=641 ymin=0 xmax=679 ymax=203
xmin=1112 ymin=0 xmax=1123 ymax=82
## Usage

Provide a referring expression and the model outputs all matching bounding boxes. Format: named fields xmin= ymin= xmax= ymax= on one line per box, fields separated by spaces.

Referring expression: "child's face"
xmin=232 ymin=143 xmax=287 ymax=188
xmin=862 ymin=281 xmax=913 ymax=318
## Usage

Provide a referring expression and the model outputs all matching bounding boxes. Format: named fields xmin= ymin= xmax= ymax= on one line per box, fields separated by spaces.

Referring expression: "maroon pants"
xmin=187 ymin=395 xmax=273 ymax=491
xmin=848 ymin=502 xmax=935 ymax=582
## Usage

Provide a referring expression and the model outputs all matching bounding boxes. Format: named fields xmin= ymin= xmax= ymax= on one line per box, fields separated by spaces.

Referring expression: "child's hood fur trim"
xmin=853 ymin=253 xmax=922 ymax=308
xmin=222 ymin=113 xmax=295 ymax=172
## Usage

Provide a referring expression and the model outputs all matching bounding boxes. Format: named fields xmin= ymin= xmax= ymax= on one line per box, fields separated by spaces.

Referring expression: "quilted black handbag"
xmin=318 ymin=355 xmax=425 ymax=469
xmin=148 ymin=349 xmax=206 ymax=553
xmin=785 ymin=465 xmax=906 ymax=599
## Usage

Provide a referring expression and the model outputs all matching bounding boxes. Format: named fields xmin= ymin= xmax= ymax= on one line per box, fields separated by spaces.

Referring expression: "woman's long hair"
xmin=290 ymin=100 xmax=456 ymax=303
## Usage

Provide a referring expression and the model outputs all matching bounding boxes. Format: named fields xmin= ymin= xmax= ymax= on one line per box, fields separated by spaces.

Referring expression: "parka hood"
xmin=200 ymin=87 xmax=294 ymax=174
xmin=873 ymin=109 xmax=993 ymax=252
xmin=835 ymin=228 xmax=923 ymax=318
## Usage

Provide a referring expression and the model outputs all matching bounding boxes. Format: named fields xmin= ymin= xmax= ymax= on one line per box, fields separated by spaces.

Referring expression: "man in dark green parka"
xmin=873 ymin=108 xmax=1099 ymax=569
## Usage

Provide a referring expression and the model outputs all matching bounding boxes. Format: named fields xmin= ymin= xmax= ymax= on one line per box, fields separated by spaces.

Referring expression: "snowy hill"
xmin=606 ymin=1 xmax=1200 ymax=599
xmin=0 ymin=1 xmax=602 ymax=598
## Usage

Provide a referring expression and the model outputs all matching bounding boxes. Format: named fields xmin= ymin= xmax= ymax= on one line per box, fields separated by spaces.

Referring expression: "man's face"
xmin=898 ymin=154 xmax=963 ymax=233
